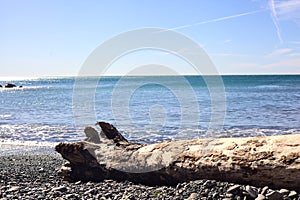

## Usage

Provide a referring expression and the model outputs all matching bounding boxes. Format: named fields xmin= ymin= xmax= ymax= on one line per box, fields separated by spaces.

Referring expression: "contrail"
xmin=166 ymin=9 xmax=265 ymax=31
xmin=158 ymin=1 xmax=300 ymax=41
xmin=269 ymin=0 xmax=283 ymax=43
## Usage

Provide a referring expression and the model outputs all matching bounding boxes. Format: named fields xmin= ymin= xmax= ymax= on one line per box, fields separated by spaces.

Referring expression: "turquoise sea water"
xmin=0 ymin=75 xmax=299 ymax=144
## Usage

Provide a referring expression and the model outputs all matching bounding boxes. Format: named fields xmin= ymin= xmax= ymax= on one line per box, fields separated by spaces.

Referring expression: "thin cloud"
xmin=288 ymin=53 xmax=300 ymax=57
xmin=288 ymin=41 xmax=300 ymax=45
xmin=223 ymin=39 xmax=232 ymax=44
xmin=263 ymin=58 xmax=300 ymax=72
xmin=275 ymin=0 xmax=300 ymax=23
xmin=228 ymin=59 xmax=300 ymax=74
xmin=209 ymin=53 xmax=251 ymax=57
xmin=158 ymin=47 xmax=205 ymax=56
xmin=265 ymin=48 xmax=293 ymax=57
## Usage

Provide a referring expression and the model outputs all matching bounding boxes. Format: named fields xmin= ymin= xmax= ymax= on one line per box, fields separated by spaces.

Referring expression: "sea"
xmin=0 ymin=75 xmax=299 ymax=145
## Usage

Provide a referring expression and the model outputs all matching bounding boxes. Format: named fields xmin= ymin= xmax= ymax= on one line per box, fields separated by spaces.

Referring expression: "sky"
xmin=0 ymin=0 xmax=300 ymax=76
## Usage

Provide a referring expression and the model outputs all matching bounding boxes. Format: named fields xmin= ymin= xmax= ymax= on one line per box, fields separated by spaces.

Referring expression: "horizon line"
xmin=0 ymin=73 xmax=299 ymax=80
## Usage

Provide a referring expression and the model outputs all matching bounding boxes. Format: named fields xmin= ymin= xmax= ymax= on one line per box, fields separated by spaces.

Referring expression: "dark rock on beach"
xmin=0 ymin=153 xmax=299 ymax=199
xmin=4 ymin=83 xmax=17 ymax=88
xmin=0 ymin=83 xmax=23 ymax=88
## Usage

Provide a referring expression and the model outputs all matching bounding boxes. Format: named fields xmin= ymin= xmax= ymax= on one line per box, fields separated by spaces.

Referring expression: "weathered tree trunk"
xmin=55 ymin=122 xmax=300 ymax=192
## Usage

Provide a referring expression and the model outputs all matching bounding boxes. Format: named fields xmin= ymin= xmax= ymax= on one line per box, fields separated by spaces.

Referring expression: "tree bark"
xmin=55 ymin=122 xmax=300 ymax=192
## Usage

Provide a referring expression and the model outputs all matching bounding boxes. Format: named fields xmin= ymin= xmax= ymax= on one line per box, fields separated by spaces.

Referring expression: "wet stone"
xmin=255 ymin=194 xmax=266 ymax=200
xmin=246 ymin=185 xmax=258 ymax=198
xmin=227 ymin=185 xmax=241 ymax=193
xmin=266 ymin=191 xmax=284 ymax=200
xmin=289 ymin=191 xmax=298 ymax=198
xmin=279 ymin=188 xmax=290 ymax=195
xmin=261 ymin=186 xmax=269 ymax=195
xmin=187 ymin=192 xmax=197 ymax=199
xmin=51 ymin=186 xmax=67 ymax=192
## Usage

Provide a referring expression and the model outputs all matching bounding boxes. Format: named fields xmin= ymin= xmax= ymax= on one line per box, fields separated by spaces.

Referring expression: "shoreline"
xmin=0 ymin=140 xmax=57 ymax=156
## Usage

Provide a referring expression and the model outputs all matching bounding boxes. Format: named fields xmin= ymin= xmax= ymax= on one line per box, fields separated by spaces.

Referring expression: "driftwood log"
xmin=55 ymin=122 xmax=300 ymax=192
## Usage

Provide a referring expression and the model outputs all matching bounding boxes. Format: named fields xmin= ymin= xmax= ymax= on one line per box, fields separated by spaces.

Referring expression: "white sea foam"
xmin=0 ymin=124 xmax=84 ymax=143
xmin=0 ymin=139 xmax=58 ymax=156
xmin=119 ymin=126 xmax=300 ymax=143
xmin=0 ymin=114 xmax=13 ymax=120
xmin=0 ymin=86 xmax=51 ymax=92
xmin=254 ymin=85 xmax=285 ymax=89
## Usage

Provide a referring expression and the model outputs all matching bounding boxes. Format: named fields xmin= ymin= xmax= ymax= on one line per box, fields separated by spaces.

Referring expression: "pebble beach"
xmin=0 ymin=147 xmax=299 ymax=200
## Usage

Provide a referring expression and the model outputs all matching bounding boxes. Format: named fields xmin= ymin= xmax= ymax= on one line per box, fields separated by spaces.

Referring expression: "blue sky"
xmin=1 ymin=0 xmax=300 ymax=76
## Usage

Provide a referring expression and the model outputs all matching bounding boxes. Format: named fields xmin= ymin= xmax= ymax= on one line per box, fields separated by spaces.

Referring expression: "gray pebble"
xmin=75 ymin=181 xmax=81 ymax=185
xmin=261 ymin=186 xmax=269 ymax=195
xmin=86 ymin=182 xmax=93 ymax=186
xmin=83 ymin=188 xmax=96 ymax=195
xmin=266 ymin=191 xmax=284 ymax=200
xmin=7 ymin=186 xmax=20 ymax=192
xmin=226 ymin=193 xmax=233 ymax=198
xmin=104 ymin=192 xmax=112 ymax=198
xmin=289 ymin=191 xmax=298 ymax=198
xmin=279 ymin=188 xmax=289 ymax=195
xmin=246 ymin=185 xmax=258 ymax=198
xmin=227 ymin=185 xmax=240 ymax=193
xmin=187 ymin=192 xmax=197 ymax=200
xmin=255 ymin=194 xmax=266 ymax=200
xmin=38 ymin=168 xmax=44 ymax=172
xmin=51 ymin=185 xmax=67 ymax=192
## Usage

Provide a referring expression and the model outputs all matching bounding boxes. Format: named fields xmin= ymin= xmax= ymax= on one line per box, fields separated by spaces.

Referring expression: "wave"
xmin=254 ymin=85 xmax=287 ymax=89
xmin=119 ymin=126 xmax=300 ymax=144
xmin=0 ymin=114 xmax=14 ymax=120
xmin=0 ymin=85 xmax=51 ymax=92
xmin=1 ymin=122 xmax=299 ymax=145
xmin=0 ymin=139 xmax=58 ymax=156
xmin=0 ymin=124 xmax=84 ymax=143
